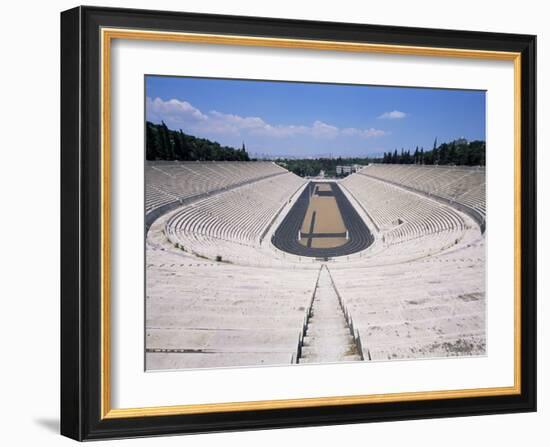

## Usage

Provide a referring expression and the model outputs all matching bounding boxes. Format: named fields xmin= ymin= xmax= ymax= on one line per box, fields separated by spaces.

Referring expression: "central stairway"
xmin=298 ymin=266 xmax=362 ymax=364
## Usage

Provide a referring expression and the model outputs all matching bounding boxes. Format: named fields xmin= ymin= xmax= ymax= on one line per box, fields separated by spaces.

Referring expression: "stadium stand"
xmin=146 ymin=248 xmax=318 ymax=369
xmin=341 ymin=174 xmax=467 ymax=245
xmin=145 ymin=161 xmax=487 ymax=368
xmin=145 ymin=161 xmax=288 ymax=230
xmin=164 ymin=172 xmax=306 ymax=263
xmin=358 ymin=164 xmax=486 ymax=231
xmin=330 ymin=238 xmax=486 ymax=360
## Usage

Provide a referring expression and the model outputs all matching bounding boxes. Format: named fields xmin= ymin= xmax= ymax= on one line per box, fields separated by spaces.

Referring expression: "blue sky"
xmin=146 ymin=76 xmax=485 ymax=158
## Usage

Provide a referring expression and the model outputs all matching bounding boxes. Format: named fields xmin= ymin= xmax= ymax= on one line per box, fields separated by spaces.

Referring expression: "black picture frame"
xmin=61 ymin=5 xmax=536 ymax=441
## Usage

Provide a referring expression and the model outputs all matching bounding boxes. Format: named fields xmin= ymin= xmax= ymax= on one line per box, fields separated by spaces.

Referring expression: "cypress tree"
xmin=145 ymin=121 xmax=251 ymax=161
xmin=448 ymin=142 xmax=457 ymax=165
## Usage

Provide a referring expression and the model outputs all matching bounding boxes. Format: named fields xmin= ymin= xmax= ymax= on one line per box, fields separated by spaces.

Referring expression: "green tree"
xmin=145 ymin=121 xmax=251 ymax=161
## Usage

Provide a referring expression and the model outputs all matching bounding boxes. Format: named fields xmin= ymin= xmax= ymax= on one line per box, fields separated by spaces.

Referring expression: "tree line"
xmin=279 ymin=157 xmax=377 ymax=178
xmin=381 ymin=138 xmax=485 ymax=166
xmin=277 ymin=137 xmax=485 ymax=178
xmin=146 ymin=121 xmax=250 ymax=161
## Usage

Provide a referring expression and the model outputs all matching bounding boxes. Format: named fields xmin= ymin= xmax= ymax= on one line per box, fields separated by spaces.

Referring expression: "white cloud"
xmin=378 ymin=110 xmax=407 ymax=119
xmin=310 ymin=120 xmax=339 ymax=138
xmin=146 ymin=96 xmax=387 ymax=140
xmin=209 ymin=111 xmax=268 ymax=130
xmin=341 ymin=127 xmax=388 ymax=137
xmin=146 ymin=97 xmax=207 ymax=124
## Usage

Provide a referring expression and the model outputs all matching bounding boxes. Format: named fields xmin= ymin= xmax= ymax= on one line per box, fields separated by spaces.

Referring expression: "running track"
xmin=271 ymin=182 xmax=374 ymax=258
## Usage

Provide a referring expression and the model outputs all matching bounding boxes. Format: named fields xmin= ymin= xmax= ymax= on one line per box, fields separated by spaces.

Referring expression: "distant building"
xmin=336 ymin=165 xmax=354 ymax=176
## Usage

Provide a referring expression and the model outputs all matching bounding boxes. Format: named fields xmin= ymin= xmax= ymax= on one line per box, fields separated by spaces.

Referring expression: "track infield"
xmin=299 ymin=184 xmax=347 ymax=248
xmin=272 ymin=182 xmax=374 ymax=258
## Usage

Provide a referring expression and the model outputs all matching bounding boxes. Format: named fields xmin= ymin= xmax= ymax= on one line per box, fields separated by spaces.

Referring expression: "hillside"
xmin=146 ymin=121 xmax=250 ymax=161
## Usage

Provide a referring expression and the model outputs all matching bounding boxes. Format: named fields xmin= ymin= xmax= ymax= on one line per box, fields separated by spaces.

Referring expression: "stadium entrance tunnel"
xmin=272 ymin=182 xmax=374 ymax=258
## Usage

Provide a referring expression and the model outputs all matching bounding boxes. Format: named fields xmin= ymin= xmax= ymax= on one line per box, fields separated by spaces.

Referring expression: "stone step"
xmin=304 ymin=327 xmax=352 ymax=337
xmin=299 ymin=352 xmax=363 ymax=364
xmin=342 ymin=354 xmax=363 ymax=361
xmin=298 ymin=266 xmax=362 ymax=364
xmin=300 ymin=343 xmax=357 ymax=357
xmin=307 ymin=319 xmax=348 ymax=329
xmin=301 ymin=334 xmax=356 ymax=348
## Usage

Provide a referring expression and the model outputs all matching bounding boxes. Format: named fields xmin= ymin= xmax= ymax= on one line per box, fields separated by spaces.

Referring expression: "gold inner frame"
xmin=100 ymin=27 xmax=522 ymax=419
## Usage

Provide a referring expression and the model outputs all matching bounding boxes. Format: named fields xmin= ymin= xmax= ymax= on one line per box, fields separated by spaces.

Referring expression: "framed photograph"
xmin=60 ymin=6 xmax=536 ymax=441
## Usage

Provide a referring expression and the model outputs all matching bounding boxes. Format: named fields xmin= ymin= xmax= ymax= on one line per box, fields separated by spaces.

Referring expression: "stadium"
xmin=145 ymin=161 xmax=486 ymax=370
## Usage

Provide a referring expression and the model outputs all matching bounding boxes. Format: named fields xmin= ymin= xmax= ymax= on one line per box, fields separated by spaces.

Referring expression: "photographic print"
xmin=144 ymin=76 xmax=487 ymax=371
xmin=61 ymin=8 xmax=536 ymax=439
